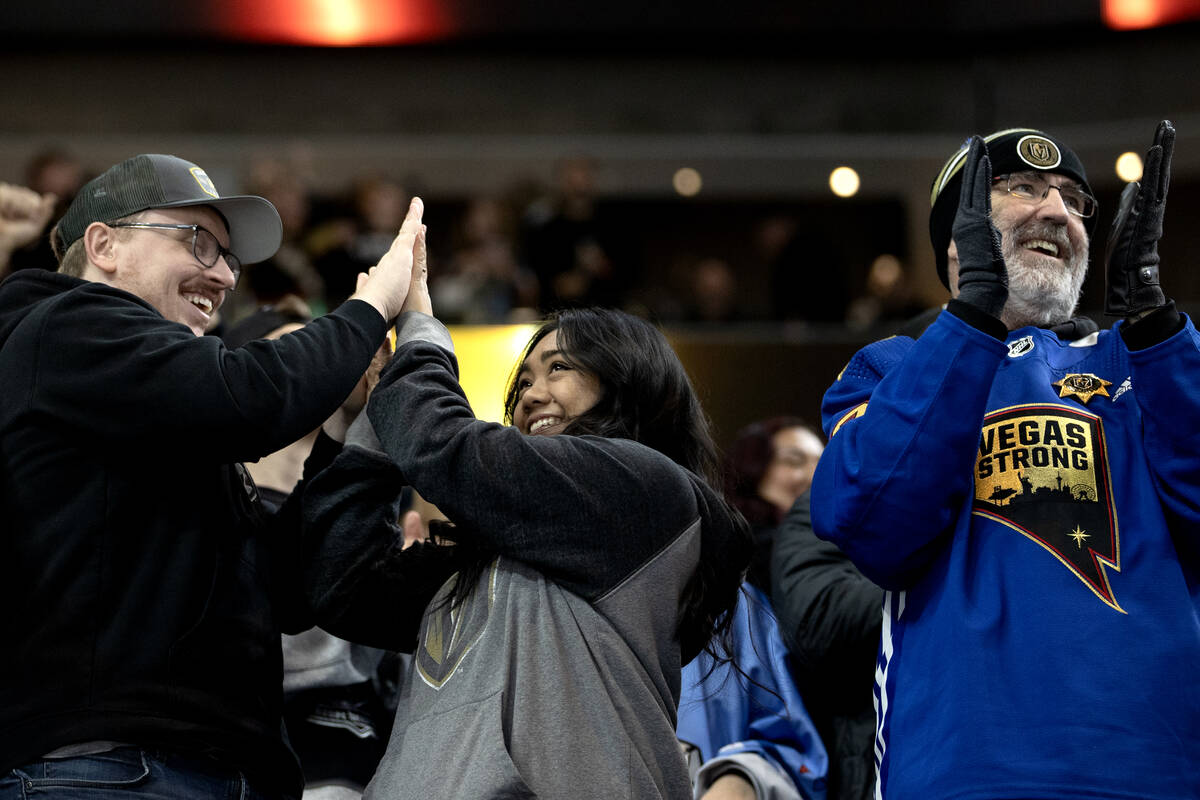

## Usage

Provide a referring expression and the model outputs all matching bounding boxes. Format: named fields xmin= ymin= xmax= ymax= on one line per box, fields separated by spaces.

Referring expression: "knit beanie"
xmin=929 ymin=128 xmax=1097 ymax=289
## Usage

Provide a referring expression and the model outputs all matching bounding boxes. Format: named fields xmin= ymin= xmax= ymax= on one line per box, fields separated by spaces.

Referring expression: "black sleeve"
xmin=263 ymin=429 xmax=345 ymax=634
xmin=33 ymin=288 xmax=386 ymax=461
xmin=770 ymin=490 xmax=883 ymax=684
xmin=300 ymin=443 xmax=458 ymax=652
xmin=365 ymin=337 xmax=702 ymax=601
xmin=1119 ymin=301 xmax=1185 ymax=351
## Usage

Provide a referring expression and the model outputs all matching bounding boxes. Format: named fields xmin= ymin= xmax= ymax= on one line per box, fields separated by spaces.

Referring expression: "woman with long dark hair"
xmin=302 ymin=261 xmax=751 ymax=798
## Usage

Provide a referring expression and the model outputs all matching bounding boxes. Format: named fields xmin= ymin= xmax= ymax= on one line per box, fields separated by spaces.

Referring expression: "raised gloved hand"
xmin=1105 ymin=119 xmax=1174 ymax=318
xmin=951 ymin=136 xmax=1008 ymax=319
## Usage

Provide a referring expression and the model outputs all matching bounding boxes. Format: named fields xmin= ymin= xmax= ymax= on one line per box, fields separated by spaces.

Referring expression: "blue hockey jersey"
xmin=812 ymin=308 xmax=1200 ymax=800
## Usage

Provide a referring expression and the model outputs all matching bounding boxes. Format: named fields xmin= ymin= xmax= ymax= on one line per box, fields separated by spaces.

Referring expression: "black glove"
xmin=951 ymin=136 xmax=1008 ymax=319
xmin=1105 ymin=119 xmax=1174 ymax=317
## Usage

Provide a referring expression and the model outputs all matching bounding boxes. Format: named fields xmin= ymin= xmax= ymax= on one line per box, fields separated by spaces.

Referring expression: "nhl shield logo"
xmin=1016 ymin=135 xmax=1062 ymax=170
xmin=1007 ymin=336 xmax=1035 ymax=358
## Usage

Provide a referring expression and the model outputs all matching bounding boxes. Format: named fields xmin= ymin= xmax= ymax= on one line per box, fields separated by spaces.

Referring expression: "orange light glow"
xmin=216 ymin=0 xmax=451 ymax=46
xmin=1103 ymin=0 xmax=1200 ymax=29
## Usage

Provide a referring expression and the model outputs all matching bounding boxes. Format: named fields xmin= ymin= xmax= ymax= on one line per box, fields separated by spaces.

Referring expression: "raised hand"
xmin=1105 ymin=119 xmax=1174 ymax=318
xmin=400 ymin=224 xmax=432 ymax=316
xmin=0 ymin=183 xmax=56 ymax=274
xmin=951 ymin=136 xmax=1008 ymax=319
xmin=350 ymin=197 xmax=425 ymax=322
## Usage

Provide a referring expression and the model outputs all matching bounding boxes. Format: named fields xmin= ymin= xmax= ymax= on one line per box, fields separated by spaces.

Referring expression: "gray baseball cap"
xmin=54 ymin=154 xmax=282 ymax=265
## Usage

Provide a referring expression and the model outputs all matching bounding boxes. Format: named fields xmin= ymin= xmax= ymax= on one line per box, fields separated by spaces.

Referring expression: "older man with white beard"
xmin=809 ymin=123 xmax=1200 ymax=800
xmin=938 ymin=130 xmax=1094 ymax=332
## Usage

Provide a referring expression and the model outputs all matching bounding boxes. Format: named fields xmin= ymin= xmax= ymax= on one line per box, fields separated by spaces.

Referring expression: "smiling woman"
xmin=302 ymin=305 xmax=752 ymax=800
xmin=510 ymin=329 xmax=602 ymax=436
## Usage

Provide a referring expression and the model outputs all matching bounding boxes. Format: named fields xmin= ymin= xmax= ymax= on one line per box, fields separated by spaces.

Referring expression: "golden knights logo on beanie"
xmin=1017 ymin=134 xmax=1061 ymax=169
xmin=53 ymin=153 xmax=282 ymax=267
xmin=928 ymin=128 xmax=1097 ymax=289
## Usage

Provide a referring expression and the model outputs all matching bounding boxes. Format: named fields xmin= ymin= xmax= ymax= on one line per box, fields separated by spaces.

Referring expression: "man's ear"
xmin=82 ymin=222 xmax=119 ymax=276
xmin=945 ymin=240 xmax=961 ymax=298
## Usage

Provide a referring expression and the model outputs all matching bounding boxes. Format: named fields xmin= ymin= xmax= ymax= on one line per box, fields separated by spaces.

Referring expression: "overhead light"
xmin=830 ymin=167 xmax=860 ymax=198
xmin=1115 ymin=151 xmax=1144 ymax=182
xmin=673 ymin=167 xmax=703 ymax=197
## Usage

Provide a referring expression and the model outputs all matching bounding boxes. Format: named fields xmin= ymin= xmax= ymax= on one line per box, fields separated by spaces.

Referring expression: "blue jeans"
xmin=0 ymin=747 xmax=287 ymax=800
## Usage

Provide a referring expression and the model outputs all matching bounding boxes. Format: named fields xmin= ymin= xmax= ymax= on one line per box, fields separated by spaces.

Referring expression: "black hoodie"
xmin=0 ymin=270 xmax=385 ymax=796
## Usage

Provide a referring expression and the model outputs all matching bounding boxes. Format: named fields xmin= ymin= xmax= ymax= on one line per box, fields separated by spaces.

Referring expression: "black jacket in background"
xmin=0 ymin=271 xmax=386 ymax=797
xmin=770 ymin=490 xmax=883 ymax=800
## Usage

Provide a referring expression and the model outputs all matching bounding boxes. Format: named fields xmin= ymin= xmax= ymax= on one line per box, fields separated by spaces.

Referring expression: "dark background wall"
xmin=4 ymin=2 xmax=1199 ymax=444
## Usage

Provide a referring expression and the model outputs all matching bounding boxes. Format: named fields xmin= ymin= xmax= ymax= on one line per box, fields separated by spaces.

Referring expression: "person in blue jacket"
xmin=678 ymin=582 xmax=828 ymax=800
xmin=811 ymin=122 xmax=1200 ymax=799
xmin=676 ymin=417 xmax=830 ymax=800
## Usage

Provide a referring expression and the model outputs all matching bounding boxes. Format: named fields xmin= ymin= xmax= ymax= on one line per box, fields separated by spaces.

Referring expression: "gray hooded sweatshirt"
xmin=302 ymin=313 xmax=746 ymax=799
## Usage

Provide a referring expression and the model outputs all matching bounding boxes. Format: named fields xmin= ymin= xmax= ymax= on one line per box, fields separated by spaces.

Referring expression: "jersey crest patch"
xmin=415 ymin=559 xmax=498 ymax=689
xmin=973 ymin=403 xmax=1122 ymax=611
xmin=1052 ymin=373 xmax=1112 ymax=405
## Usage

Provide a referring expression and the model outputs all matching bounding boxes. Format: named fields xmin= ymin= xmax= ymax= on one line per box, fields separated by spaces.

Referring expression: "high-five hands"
xmin=400 ymin=223 xmax=432 ymax=316
xmin=350 ymin=197 xmax=425 ymax=322
xmin=1106 ymin=120 xmax=1174 ymax=319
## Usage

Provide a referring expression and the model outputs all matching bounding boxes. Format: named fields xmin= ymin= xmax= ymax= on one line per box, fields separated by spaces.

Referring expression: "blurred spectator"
xmin=678 ymin=415 xmax=830 ymax=799
xmin=844 ymin=254 xmax=926 ymax=332
xmin=723 ymin=414 xmax=880 ymax=800
xmin=430 ymin=195 xmax=538 ymax=322
xmin=312 ymin=174 xmax=409 ymax=308
xmin=26 ymin=148 xmax=84 ymax=210
xmin=238 ymin=159 xmax=327 ymax=320
xmin=684 ymin=257 xmax=742 ymax=324
xmin=724 ymin=417 xmax=825 ymax=590
xmin=645 ymin=251 xmax=756 ymax=325
xmin=0 ymin=183 xmax=56 ymax=280
xmin=521 ymin=156 xmax=625 ymax=310
xmin=5 ymin=148 xmax=84 ymax=272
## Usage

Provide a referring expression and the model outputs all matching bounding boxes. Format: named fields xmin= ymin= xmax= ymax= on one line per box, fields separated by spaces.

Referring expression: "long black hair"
xmin=448 ymin=308 xmax=749 ymax=663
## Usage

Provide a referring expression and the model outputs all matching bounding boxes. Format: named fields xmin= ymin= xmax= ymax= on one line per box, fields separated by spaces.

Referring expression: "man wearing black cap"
xmin=0 ymin=154 xmax=424 ymax=798
xmin=809 ymin=123 xmax=1199 ymax=799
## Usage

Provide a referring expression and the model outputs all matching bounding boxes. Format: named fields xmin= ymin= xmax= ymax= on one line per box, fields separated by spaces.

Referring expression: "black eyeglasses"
xmin=991 ymin=172 xmax=1097 ymax=219
xmin=107 ymin=222 xmax=242 ymax=287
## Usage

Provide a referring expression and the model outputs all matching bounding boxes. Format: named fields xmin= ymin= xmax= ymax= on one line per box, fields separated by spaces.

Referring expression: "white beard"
xmin=1000 ymin=222 xmax=1089 ymax=329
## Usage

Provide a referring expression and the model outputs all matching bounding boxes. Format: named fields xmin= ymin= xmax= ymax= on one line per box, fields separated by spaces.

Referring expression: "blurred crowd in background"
xmin=3 ymin=145 xmax=929 ymax=334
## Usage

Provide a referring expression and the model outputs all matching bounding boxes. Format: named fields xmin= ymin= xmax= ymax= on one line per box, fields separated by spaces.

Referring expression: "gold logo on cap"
xmin=189 ymin=167 xmax=219 ymax=198
xmin=1016 ymin=135 xmax=1062 ymax=170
